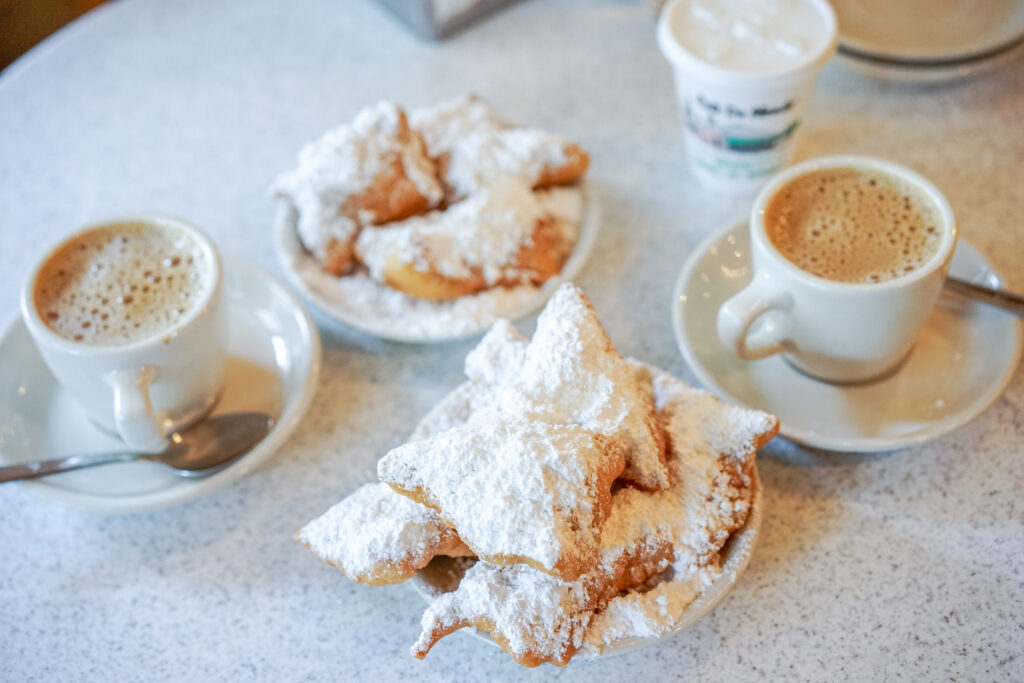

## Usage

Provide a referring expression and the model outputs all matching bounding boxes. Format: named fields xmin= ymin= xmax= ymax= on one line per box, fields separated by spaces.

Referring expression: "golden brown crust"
xmin=534 ymin=143 xmax=590 ymax=189
xmin=295 ymin=530 xmax=472 ymax=587
xmin=623 ymin=395 xmax=670 ymax=492
xmin=340 ymin=151 xmax=436 ymax=227
xmin=294 ymin=482 xmax=476 ymax=586
xmin=381 ymin=255 xmax=488 ymax=301
xmin=322 ymin=237 xmax=356 ymax=276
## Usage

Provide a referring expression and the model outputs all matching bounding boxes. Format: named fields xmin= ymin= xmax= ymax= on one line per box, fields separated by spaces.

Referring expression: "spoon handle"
xmin=0 ymin=452 xmax=139 ymax=483
xmin=945 ymin=276 xmax=1024 ymax=317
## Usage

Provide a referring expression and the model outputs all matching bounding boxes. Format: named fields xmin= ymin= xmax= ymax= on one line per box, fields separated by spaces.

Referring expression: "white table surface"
xmin=2 ymin=1 xmax=1023 ymax=680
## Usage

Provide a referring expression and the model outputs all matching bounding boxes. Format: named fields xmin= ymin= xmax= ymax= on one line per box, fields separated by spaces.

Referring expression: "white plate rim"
xmin=671 ymin=221 xmax=1023 ymax=453
xmin=835 ymin=41 xmax=1024 ymax=84
xmin=273 ymin=184 xmax=600 ymax=343
xmin=838 ymin=34 xmax=1024 ymax=67
xmin=834 ymin=0 xmax=1024 ymax=64
xmin=0 ymin=259 xmax=322 ymax=513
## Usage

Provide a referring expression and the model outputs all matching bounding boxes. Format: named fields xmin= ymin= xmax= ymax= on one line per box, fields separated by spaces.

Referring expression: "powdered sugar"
xmin=598 ymin=363 xmax=774 ymax=569
xmin=355 ymin=180 xmax=546 ymax=284
xmin=463 ymin=319 xmax=528 ymax=388
xmin=407 ymin=321 xmax=527 ymax=442
xmin=409 ymin=380 xmax=493 ymax=442
xmin=445 ymin=129 xmax=572 ymax=198
xmin=271 ymin=96 xmax=592 ymax=342
xmin=409 ymin=95 xmax=578 ymax=199
xmin=408 ymin=354 xmax=775 ymax=661
xmin=577 ymin=369 xmax=774 ymax=653
xmin=378 ymin=412 xmax=623 ymax=577
xmin=271 ymin=102 xmax=442 ymax=262
xmin=414 ymin=562 xmax=593 ymax=665
xmin=409 ymin=95 xmax=505 ymax=158
xmin=498 ymin=285 xmax=671 ymax=490
xmin=297 ymin=483 xmax=467 ymax=584
xmin=296 ymin=283 xmax=776 ymax=663
xmin=652 ymin=370 xmax=778 ymax=462
xmin=582 ymin=577 xmax=701 ymax=647
xmin=327 ymin=273 xmax=537 ymax=337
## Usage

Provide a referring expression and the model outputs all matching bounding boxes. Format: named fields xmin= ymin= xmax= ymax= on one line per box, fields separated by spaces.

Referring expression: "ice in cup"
xmin=657 ymin=0 xmax=838 ymax=192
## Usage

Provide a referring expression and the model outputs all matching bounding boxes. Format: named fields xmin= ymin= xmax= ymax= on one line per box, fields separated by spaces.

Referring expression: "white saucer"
xmin=833 ymin=0 xmax=1024 ymax=83
xmin=833 ymin=0 xmax=1024 ymax=63
xmin=835 ymin=44 xmax=1024 ymax=84
xmin=672 ymin=223 xmax=1023 ymax=453
xmin=0 ymin=259 xmax=321 ymax=513
xmin=273 ymin=186 xmax=599 ymax=343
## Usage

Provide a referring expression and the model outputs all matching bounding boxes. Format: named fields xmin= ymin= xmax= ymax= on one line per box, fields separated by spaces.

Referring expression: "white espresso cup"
xmin=21 ymin=215 xmax=227 ymax=451
xmin=716 ymin=156 xmax=957 ymax=383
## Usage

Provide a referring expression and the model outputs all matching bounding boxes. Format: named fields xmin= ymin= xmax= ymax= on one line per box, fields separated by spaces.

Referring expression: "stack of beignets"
xmin=273 ymin=96 xmax=589 ymax=300
xmin=297 ymin=284 xmax=779 ymax=667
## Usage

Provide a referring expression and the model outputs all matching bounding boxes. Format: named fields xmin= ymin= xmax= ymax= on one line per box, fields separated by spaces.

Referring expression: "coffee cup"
xmin=716 ymin=155 xmax=957 ymax=383
xmin=20 ymin=216 xmax=227 ymax=451
xmin=657 ymin=0 xmax=838 ymax=192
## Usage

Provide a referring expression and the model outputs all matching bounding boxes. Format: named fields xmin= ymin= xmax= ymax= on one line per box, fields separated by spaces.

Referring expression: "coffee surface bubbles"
xmin=764 ymin=168 xmax=942 ymax=283
xmin=34 ymin=222 xmax=209 ymax=345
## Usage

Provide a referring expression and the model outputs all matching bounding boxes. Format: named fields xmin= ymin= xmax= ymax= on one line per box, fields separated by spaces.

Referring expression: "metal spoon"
xmin=944 ymin=276 xmax=1024 ymax=317
xmin=0 ymin=412 xmax=273 ymax=483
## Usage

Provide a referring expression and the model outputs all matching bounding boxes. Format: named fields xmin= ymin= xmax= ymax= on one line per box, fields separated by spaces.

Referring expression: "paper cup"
xmin=657 ymin=0 xmax=838 ymax=192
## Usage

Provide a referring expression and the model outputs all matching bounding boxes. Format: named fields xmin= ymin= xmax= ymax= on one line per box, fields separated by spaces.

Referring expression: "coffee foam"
xmin=764 ymin=167 xmax=942 ymax=283
xmin=34 ymin=222 xmax=209 ymax=345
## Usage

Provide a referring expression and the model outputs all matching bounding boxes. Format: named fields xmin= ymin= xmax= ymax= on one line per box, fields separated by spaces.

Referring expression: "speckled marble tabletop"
xmin=1 ymin=1 xmax=1023 ymax=680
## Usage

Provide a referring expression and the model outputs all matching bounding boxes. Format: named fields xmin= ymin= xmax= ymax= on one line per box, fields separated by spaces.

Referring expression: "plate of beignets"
xmin=297 ymin=284 xmax=779 ymax=667
xmin=272 ymin=96 xmax=596 ymax=342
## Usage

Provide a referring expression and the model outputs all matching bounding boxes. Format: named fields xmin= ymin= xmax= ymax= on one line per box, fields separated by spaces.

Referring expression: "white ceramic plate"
xmin=0 ymin=259 xmax=321 ymax=513
xmin=834 ymin=0 xmax=1024 ymax=64
xmin=406 ymin=370 xmax=763 ymax=657
xmin=835 ymin=45 xmax=1024 ymax=84
xmin=273 ymin=186 xmax=599 ymax=343
xmin=672 ymin=222 xmax=1023 ymax=453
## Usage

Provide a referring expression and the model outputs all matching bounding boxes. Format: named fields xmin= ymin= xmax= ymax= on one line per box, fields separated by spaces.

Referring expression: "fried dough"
xmin=378 ymin=413 xmax=626 ymax=582
xmin=355 ymin=182 xmax=571 ymax=301
xmin=296 ymin=483 xmax=472 ymax=586
xmin=411 ymin=367 xmax=778 ymax=667
xmin=272 ymin=102 xmax=443 ymax=275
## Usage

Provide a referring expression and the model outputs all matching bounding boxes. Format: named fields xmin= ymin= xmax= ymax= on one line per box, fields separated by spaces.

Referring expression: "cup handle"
xmin=105 ymin=367 xmax=166 ymax=452
xmin=717 ymin=274 xmax=793 ymax=360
